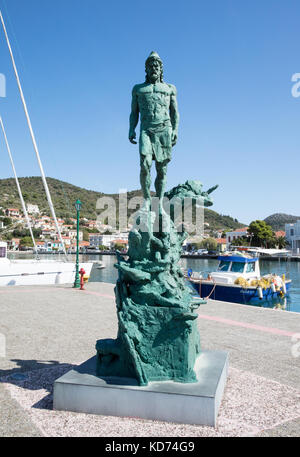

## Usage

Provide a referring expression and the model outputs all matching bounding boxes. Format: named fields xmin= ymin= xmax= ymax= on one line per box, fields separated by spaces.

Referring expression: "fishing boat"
xmin=186 ymin=252 xmax=291 ymax=304
xmin=0 ymin=241 xmax=93 ymax=286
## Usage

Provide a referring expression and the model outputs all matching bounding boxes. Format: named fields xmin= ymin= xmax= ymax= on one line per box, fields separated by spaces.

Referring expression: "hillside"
xmin=203 ymin=209 xmax=245 ymax=231
xmin=0 ymin=176 xmax=245 ymax=231
xmin=264 ymin=213 xmax=300 ymax=231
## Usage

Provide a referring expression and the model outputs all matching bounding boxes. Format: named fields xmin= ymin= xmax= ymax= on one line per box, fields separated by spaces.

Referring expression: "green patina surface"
xmin=96 ymin=52 xmax=217 ymax=386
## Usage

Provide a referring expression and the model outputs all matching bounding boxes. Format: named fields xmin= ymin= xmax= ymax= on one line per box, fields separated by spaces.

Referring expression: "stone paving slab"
xmin=0 ymin=282 xmax=300 ymax=437
xmin=1 ymin=363 xmax=300 ymax=437
xmin=0 ymin=383 xmax=42 ymax=437
xmin=257 ymin=417 xmax=300 ymax=437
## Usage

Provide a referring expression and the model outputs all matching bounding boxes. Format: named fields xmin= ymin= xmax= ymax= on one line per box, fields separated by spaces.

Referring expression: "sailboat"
xmin=0 ymin=239 xmax=94 ymax=286
xmin=0 ymin=11 xmax=93 ymax=286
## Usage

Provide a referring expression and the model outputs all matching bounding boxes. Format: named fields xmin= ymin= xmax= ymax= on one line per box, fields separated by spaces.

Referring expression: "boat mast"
xmin=0 ymin=116 xmax=38 ymax=254
xmin=0 ymin=10 xmax=67 ymax=257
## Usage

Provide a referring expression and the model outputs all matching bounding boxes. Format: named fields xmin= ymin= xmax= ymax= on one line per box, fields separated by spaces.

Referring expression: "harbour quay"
xmin=0 ymin=282 xmax=299 ymax=437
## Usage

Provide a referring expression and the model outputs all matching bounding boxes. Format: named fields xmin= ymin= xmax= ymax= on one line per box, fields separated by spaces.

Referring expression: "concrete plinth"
xmin=53 ymin=350 xmax=228 ymax=427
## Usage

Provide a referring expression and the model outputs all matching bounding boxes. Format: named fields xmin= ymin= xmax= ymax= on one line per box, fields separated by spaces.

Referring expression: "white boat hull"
xmin=0 ymin=260 xmax=93 ymax=287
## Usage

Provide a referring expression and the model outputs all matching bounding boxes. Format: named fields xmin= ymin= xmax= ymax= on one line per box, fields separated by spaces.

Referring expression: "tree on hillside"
xmin=199 ymin=237 xmax=218 ymax=251
xmin=1 ymin=232 xmax=13 ymax=241
xmin=0 ymin=217 xmax=12 ymax=226
xmin=247 ymin=220 xmax=276 ymax=248
xmin=82 ymin=230 xmax=90 ymax=242
xmin=13 ymin=228 xmax=41 ymax=239
xmin=19 ymin=236 xmax=34 ymax=248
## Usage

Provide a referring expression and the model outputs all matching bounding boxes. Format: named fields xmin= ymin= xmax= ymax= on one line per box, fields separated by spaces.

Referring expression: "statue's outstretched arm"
xmin=129 ymin=86 xmax=139 ymax=144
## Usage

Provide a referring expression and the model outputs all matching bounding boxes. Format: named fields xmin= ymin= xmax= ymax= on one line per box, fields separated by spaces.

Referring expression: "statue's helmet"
xmin=145 ymin=51 xmax=163 ymax=66
xmin=145 ymin=51 xmax=163 ymax=82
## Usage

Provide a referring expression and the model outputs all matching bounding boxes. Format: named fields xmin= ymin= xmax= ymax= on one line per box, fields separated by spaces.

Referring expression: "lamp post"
xmin=74 ymin=199 xmax=82 ymax=288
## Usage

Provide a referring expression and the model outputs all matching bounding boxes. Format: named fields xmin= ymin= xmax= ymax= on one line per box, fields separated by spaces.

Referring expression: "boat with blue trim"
xmin=186 ymin=252 xmax=291 ymax=304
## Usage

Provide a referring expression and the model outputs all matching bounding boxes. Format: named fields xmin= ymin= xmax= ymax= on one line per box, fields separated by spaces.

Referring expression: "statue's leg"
xmin=139 ymin=131 xmax=152 ymax=202
xmin=155 ymin=159 xmax=168 ymax=202
xmin=154 ymin=126 xmax=172 ymax=204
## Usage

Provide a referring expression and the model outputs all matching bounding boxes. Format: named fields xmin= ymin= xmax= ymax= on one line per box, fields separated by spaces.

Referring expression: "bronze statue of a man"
xmin=129 ymin=52 xmax=179 ymax=206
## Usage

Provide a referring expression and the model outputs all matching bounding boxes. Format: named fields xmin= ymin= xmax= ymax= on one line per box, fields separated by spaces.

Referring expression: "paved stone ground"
xmin=0 ymin=282 xmax=299 ymax=437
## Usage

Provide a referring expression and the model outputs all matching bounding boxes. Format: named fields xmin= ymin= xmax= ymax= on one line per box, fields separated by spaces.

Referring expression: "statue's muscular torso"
xmin=132 ymin=82 xmax=176 ymax=129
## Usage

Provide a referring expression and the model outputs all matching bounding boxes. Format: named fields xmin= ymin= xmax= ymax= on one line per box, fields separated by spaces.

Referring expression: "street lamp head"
xmin=75 ymin=199 xmax=82 ymax=212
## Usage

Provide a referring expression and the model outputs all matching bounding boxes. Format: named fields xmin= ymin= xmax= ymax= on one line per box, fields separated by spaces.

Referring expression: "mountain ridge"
xmin=264 ymin=213 xmax=300 ymax=231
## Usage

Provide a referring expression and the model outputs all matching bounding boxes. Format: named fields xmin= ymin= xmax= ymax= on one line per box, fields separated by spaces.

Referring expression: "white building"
xmin=5 ymin=208 xmax=20 ymax=218
xmin=67 ymin=230 xmax=83 ymax=241
xmin=285 ymin=221 xmax=300 ymax=253
xmin=226 ymin=227 xmax=249 ymax=248
xmin=27 ymin=204 xmax=40 ymax=215
xmin=89 ymin=232 xmax=128 ymax=249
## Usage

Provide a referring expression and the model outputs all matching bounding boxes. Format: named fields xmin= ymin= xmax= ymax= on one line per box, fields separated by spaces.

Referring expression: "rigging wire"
xmin=0 ymin=9 xmax=67 ymax=258
xmin=0 ymin=116 xmax=38 ymax=256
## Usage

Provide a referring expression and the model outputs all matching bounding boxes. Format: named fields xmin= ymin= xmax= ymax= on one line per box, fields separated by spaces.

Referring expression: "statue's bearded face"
xmin=146 ymin=58 xmax=162 ymax=83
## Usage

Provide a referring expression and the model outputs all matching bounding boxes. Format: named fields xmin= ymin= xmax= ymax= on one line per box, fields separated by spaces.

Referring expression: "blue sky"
xmin=0 ymin=0 xmax=299 ymax=224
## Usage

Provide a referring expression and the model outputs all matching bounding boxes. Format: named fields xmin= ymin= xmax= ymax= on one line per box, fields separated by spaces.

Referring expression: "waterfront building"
xmin=226 ymin=227 xmax=249 ymax=248
xmin=89 ymin=232 xmax=129 ymax=249
xmin=48 ymin=240 xmax=64 ymax=251
xmin=36 ymin=241 xmax=47 ymax=251
xmin=285 ymin=221 xmax=300 ymax=253
xmin=67 ymin=230 xmax=83 ymax=241
xmin=7 ymin=238 xmax=20 ymax=251
xmin=62 ymin=236 xmax=71 ymax=248
xmin=216 ymin=238 xmax=227 ymax=252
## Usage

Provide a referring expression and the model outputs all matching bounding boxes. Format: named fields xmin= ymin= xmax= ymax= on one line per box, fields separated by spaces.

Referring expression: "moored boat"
xmin=186 ymin=252 xmax=291 ymax=304
xmin=0 ymin=242 xmax=93 ymax=287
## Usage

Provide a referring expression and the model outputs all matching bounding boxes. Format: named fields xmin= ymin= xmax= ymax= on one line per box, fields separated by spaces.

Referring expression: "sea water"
xmin=88 ymin=255 xmax=300 ymax=313
xmin=9 ymin=253 xmax=300 ymax=313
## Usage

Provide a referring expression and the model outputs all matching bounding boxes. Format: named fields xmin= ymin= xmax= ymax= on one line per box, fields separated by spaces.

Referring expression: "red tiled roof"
xmin=79 ymin=241 xmax=90 ymax=246
xmin=233 ymin=227 xmax=248 ymax=232
xmin=216 ymin=238 xmax=226 ymax=244
xmin=275 ymin=230 xmax=286 ymax=238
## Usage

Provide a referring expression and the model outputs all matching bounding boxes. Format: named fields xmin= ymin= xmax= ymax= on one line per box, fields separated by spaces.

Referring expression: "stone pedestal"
xmin=53 ymin=350 xmax=228 ymax=427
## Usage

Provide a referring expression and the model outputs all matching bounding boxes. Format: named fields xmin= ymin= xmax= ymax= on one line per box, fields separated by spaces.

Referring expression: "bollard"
xmin=79 ymin=268 xmax=86 ymax=290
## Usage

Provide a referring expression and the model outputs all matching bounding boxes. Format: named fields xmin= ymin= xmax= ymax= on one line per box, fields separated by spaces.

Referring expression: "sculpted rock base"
xmin=95 ymin=182 xmax=217 ymax=386
xmin=96 ymin=280 xmax=201 ymax=386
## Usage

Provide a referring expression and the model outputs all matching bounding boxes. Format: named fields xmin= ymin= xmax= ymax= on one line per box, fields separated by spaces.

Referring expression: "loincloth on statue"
xmin=140 ymin=122 xmax=172 ymax=163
